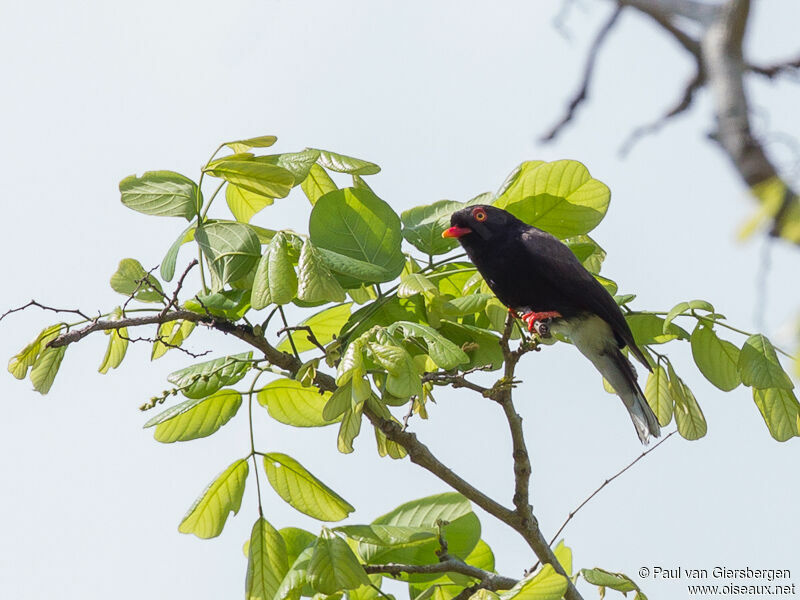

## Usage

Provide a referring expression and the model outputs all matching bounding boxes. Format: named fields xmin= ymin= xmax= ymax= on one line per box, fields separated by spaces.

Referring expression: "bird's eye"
xmin=473 ymin=208 xmax=487 ymax=222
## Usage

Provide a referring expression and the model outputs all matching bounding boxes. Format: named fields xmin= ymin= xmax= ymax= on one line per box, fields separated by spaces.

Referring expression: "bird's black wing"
xmin=520 ymin=228 xmax=651 ymax=370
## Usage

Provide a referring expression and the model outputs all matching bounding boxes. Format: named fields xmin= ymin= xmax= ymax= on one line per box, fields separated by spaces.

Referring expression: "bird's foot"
xmin=519 ymin=311 xmax=562 ymax=337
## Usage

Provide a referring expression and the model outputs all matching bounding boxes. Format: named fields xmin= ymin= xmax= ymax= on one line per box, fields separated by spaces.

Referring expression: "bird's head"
xmin=442 ymin=205 xmax=515 ymax=243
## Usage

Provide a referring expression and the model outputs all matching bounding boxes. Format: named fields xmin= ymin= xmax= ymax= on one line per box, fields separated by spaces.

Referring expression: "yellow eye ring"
xmin=473 ymin=208 xmax=487 ymax=222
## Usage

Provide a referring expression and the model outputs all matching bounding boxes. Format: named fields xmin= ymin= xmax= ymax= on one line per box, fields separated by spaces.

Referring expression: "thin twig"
xmin=160 ymin=259 xmax=198 ymax=317
xmin=278 ymin=306 xmax=300 ymax=360
xmin=116 ymin=330 xmax=211 ymax=359
xmin=276 ymin=325 xmax=327 ymax=355
xmin=748 ymin=55 xmax=800 ymax=79
xmin=0 ymin=300 xmax=92 ymax=324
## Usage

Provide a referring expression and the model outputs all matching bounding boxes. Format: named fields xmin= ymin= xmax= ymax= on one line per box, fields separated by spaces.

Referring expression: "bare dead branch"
xmin=116 ymin=329 xmax=211 ymax=359
xmin=364 ymin=559 xmax=517 ymax=591
xmin=421 ymin=371 xmax=491 ymax=396
xmin=617 ymin=0 xmax=702 ymax=58
xmin=540 ymin=4 xmax=624 ymax=142
xmin=160 ymin=259 xmax=198 ymax=318
xmin=748 ymin=55 xmax=800 ymax=80
xmin=0 ymin=300 xmax=94 ymax=324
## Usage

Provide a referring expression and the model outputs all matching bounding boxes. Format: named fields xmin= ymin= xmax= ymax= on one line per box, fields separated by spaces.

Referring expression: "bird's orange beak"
xmin=442 ymin=226 xmax=472 ymax=238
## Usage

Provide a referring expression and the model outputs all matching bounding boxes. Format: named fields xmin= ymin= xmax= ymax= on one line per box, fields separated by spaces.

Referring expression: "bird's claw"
xmin=518 ymin=311 xmax=561 ymax=338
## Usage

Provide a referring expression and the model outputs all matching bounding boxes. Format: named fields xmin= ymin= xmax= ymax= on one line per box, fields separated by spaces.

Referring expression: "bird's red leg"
xmin=519 ymin=311 xmax=562 ymax=333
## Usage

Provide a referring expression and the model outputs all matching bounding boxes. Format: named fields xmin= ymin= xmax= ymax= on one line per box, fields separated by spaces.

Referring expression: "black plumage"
xmin=443 ymin=204 xmax=660 ymax=444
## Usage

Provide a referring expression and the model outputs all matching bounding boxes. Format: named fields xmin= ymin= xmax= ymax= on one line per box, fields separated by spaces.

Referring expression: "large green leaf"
xmin=625 ymin=313 xmax=689 ymax=346
xmin=280 ymin=527 xmax=317 ymax=566
xmin=401 ymin=200 xmax=463 ymax=256
xmin=276 ymin=546 xmax=313 ymax=600
xmin=226 ymin=184 xmax=274 ymax=223
xmin=752 ymin=387 xmax=800 ymax=442
xmin=167 ymin=352 xmax=252 ymax=399
xmin=256 ymin=149 xmax=321 ymax=184
xmin=184 ymin=289 xmax=250 ymax=320
xmin=493 ymin=160 xmax=610 ymax=238
xmin=644 ymin=365 xmax=673 ymax=426
xmin=500 ymin=565 xmax=567 ymax=600
xmin=297 ymin=240 xmax=347 ymax=303
xmin=225 ymin=134 xmax=278 ymax=154
xmin=109 ymin=258 xmax=165 ymax=303
xmin=262 ymin=453 xmax=354 ymax=521
xmin=179 ymin=458 xmax=248 ymax=539
xmin=277 ymin=303 xmax=353 ymax=354
xmin=119 ymin=170 xmax=199 ymax=220
xmin=195 ymin=222 xmax=261 ymax=291
xmin=738 ymin=334 xmax=794 ymax=390
xmin=258 ymin=379 xmax=338 ymax=427
xmin=437 ymin=322 xmax=503 ymax=371
xmin=301 ymin=163 xmax=337 ymax=205
xmin=335 ymin=525 xmax=436 ymax=547
xmin=309 ymin=188 xmax=404 ymax=285
xmin=690 ymin=324 xmax=741 ymax=391
xmin=341 ymin=296 xmax=426 ymax=343
xmin=314 ymin=149 xmax=381 ymax=176
xmin=668 ymin=364 xmax=707 ymax=440
xmin=252 ymin=232 xmax=298 ymax=309
xmin=247 ymin=516 xmax=290 ymax=600
xmin=386 ymin=321 xmax=469 ymax=370
xmin=145 ymin=389 xmax=242 ymax=443
xmin=308 ymin=528 xmax=371 ymax=594
xmin=98 ymin=327 xmax=128 ymax=374
xmin=204 ymin=156 xmax=294 ymax=198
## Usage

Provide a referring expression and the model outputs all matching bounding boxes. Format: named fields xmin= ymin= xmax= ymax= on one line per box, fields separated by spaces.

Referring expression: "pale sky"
xmin=1 ymin=2 xmax=798 ymax=599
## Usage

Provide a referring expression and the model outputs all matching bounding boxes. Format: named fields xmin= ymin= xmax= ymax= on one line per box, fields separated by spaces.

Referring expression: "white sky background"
xmin=1 ymin=1 xmax=798 ymax=598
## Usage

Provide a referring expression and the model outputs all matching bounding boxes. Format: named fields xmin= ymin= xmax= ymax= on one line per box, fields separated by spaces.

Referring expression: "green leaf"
xmin=493 ymin=160 xmax=610 ymax=238
xmin=167 ymin=352 xmax=252 ymax=399
xmin=119 ymin=170 xmax=199 ymax=220
xmin=368 ymin=342 xmax=423 ymax=400
xmin=259 ymin=149 xmax=321 ymax=184
xmin=195 ymin=222 xmax=261 ymax=291
xmin=297 ymin=240 xmax=347 ymax=303
xmin=565 ymin=235 xmax=606 ymax=274
xmin=179 ymin=458 xmax=248 ymax=539
xmin=262 ymin=453 xmax=355 ymax=521
xmin=552 ymin=541 xmax=571 ymax=577
xmin=252 ymin=232 xmax=298 ymax=309
xmin=690 ymin=324 xmax=741 ymax=391
xmin=663 ymin=301 xmax=690 ymax=333
xmin=302 ymin=164 xmax=337 ymax=205
xmin=145 ymin=389 xmax=242 ymax=443
xmin=337 ymin=402 xmax=364 ymax=453
xmin=258 ymin=379 xmax=338 ymax=427
xmin=335 ymin=525 xmax=436 ymax=547
xmin=151 ymin=320 xmax=196 ymax=360
xmin=644 ymin=365 xmax=673 ymax=426
xmin=309 ymin=188 xmax=405 ymax=285
xmin=308 ymin=528 xmax=371 ymax=594
xmin=500 ymin=565 xmax=567 ymax=600
xmin=625 ymin=313 xmax=689 ymax=345
xmin=668 ymin=364 xmax=707 ymax=440
xmin=281 ymin=527 xmax=318 ymax=565
xmin=340 ymin=296 xmax=427 ymax=343
xmin=401 ymin=200 xmax=463 ymax=256
xmin=386 ymin=321 xmax=469 ymax=370
xmin=466 ymin=539 xmax=495 ymax=573
xmin=752 ymin=388 xmax=800 ymax=442
xmin=225 ymin=134 xmax=278 ymax=154
xmin=314 ymin=149 xmax=381 ymax=176
xmin=184 ymin=289 xmax=250 ymax=320
xmin=160 ymin=224 xmax=195 ymax=282
xmin=580 ymin=568 xmax=638 ymax=593
xmin=109 ymin=258 xmax=165 ymax=303
xmin=738 ymin=334 xmax=794 ymax=390
xmin=8 ymin=324 xmax=63 ymax=380
xmin=30 ymin=345 xmax=66 ymax=394
xmin=247 ymin=516 xmax=290 ymax=600
xmin=227 ymin=184 xmax=274 ymax=223
xmin=441 ymin=294 xmax=492 ymax=317
xmin=99 ymin=327 xmax=128 ymax=374
xmin=437 ymin=322 xmax=503 ymax=371
xmin=204 ymin=157 xmax=294 ymax=198
xmin=277 ymin=303 xmax=353 ymax=354
xmin=398 ymin=273 xmax=439 ymax=298
xmin=277 ymin=546 xmax=313 ymax=600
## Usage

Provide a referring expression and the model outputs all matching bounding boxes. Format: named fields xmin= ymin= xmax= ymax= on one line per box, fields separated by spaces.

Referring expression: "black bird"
xmin=443 ymin=204 xmax=660 ymax=444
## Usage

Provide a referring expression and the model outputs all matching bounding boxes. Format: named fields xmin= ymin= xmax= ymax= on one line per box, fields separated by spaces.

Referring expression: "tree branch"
xmin=748 ymin=55 xmax=800 ymax=79
xmin=363 ymin=559 xmax=517 ymax=591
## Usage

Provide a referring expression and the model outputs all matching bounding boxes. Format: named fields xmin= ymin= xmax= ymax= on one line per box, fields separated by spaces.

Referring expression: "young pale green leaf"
xmin=98 ymin=327 xmax=128 ymax=374
xmin=565 ymin=234 xmax=606 ymax=274
xmin=465 ymin=539 xmax=496 ymax=573
xmin=195 ymin=222 xmax=261 ymax=291
xmin=119 ymin=170 xmax=199 ymax=220
xmin=314 ymin=149 xmax=381 ymax=176
xmin=167 ymin=352 xmax=252 ymax=399
xmin=258 ymin=379 xmax=338 ymax=427
xmin=368 ymin=342 xmax=423 ymax=400
xmin=252 ymin=232 xmax=298 ymax=309
xmin=738 ymin=334 xmax=794 ymax=390
xmin=662 ymin=300 xmax=700 ymax=333
xmin=386 ymin=321 xmax=469 ymax=370
xmin=668 ymin=364 xmax=707 ymax=440
xmin=179 ymin=458 xmax=249 ymax=539
xmin=276 ymin=547 xmax=313 ymax=600
xmin=644 ymin=365 xmax=673 ymax=426
xmin=752 ymin=387 xmax=800 ymax=442
xmin=247 ymin=516 xmax=290 ymax=600
xmin=335 ymin=525 xmax=436 ymax=548
xmin=226 ymin=183 xmax=274 ymax=223
xmin=308 ymin=529 xmax=371 ymax=594
xmin=401 ymin=200 xmax=464 ymax=256
xmin=280 ymin=527 xmax=317 ymax=566
xmin=398 ymin=273 xmax=438 ymax=298
xmin=551 ymin=541 xmax=571 ymax=577
xmin=690 ymin=324 xmax=741 ymax=391
xmin=204 ymin=157 xmax=294 ymax=198
xmin=254 ymin=149 xmax=321 ymax=185
xmin=437 ymin=322 xmax=503 ymax=371
xmin=146 ymin=389 xmax=242 ymax=443
xmin=184 ymin=290 xmax=250 ymax=320
xmin=297 ymin=240 xmax=347 ymax=303
xmin=625 ymin=313 xmax=689 ymax=346
xmin=470 ymin=591 xmax=501 ymax=600
xmin=374 ymin=421 xmax=408 ymax=460
xmin=309 ymin=188 xmax=405 ymax=286
xmin=262 ymin=453 xmax=354 ymax=521
xmin=225 ymin=134 xmax=278 ymax=154
xmin=301 ymin=163 xmax=337 ymax=205
xmin=277 ymin=303 xmax=353 ymax=354
xmin=337 ymin=402 xmax=364 ymax=453
xmin=580 ymin=568 xmax=638 ymax=593
xmin=160 ymin=224 xmax=195 ymax=281
xmin=500 ymin=565 xmax=567 ymax=600
xmin=30 ymin=345 xmax=67 ymax=395
xmin=151 ymin=320 xmax=196 ymax=360
xmin=8 ymin=324 xmax=63 ymax=380
xmin=441 ymin=294 xmax=492 ymax=317
xmin=109 ymin=258 xmax=165 ymax=303
xmin=493 ymin=160 xmax=610 ymax=239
